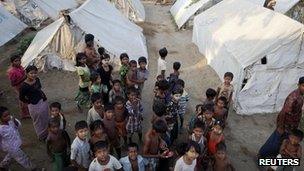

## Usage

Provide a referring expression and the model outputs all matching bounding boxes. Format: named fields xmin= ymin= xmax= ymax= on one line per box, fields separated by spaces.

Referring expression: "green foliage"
xmin=17 ymin=36 xmax=34 ymax=55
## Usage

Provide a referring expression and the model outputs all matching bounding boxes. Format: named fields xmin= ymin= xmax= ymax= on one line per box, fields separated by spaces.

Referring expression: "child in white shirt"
xmin=157 ymin=47 xmax=168 ymax=78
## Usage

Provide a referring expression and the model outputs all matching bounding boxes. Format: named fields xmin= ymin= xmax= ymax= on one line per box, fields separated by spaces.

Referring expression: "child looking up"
xmin=207 ymin=125 xmax=225 ymax=156
xmin=0 ymin=106 xmax=36 ymax=170
xmin=208 ymin=142 xmax=234 ymax=171
xmin=174 ymin=141 xmax=201 ymax=171
xmin=213 ymin=96 xmax=228 ymax=128
xmin=216 ymin=72 xmax=234 ymax=107
xmin=126 ymin=60 xmax=144 ymax=89
xmin=126 ymin=88 xmax=144 ymax=143
xmin=202 ymin=104 xmax=216 ymax=135
xmin=87 ymin=93 xmax=104 ymax=125
xmin=119 ymin=143 xmax=147 ymax=171
xmin=176 ymin=79 xmax=189 ymax=131
xmin=119 ymin=53 xmax=130 ymax=89
xmin=90 ymin=73 xmax=102 ymax=94
xmin=137 ymin=56 xmax=149 ymax=94
xmin=49 ymin=102 xmax=66 ymax=130
xmin=109 ymin=80 xmax=125 ymax=104
xmin=89 ymin=141 xmax=123 ymax=171
xmin=75 ymin=53 xmax=91 ymax=111
xmin=203 ymin=88 xmax=217 ymax=107
xmin=46 ymin=119 xmax=71 ymax=171
xmin=7 ymin=54 xmax=30 ymax=119
xmin=70 ymin=121 xmax=91 ymax=170
xmin=190 ymin=121 xmax=206 ymax=154
xmin=103 ymin=104 xmax=121 ymax=159
xmin=114 ymin=96 xmax=128 ymax=147
xmin=157 ymin=47 xmax=168 ymax=78
xmin=89 ymin=120 xmax=108 ymax=150
xmin=188 ymin=104 xmax=204 ymax=133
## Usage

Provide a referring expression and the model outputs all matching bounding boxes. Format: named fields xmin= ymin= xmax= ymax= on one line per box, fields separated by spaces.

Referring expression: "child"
xmin=103 ymin=104 xmax=121 ymax=159
xmin=126 ymin=60 xmax=144 ymax=89
xmin=89 ymin=141 xmax=123 ymax=170
xmin=174 ymin=141 xmax=201 ymax=171
xmin=207 ymin=125 xmax=225 ymax=156
xmin=137 ymin=56 xmax=149 ymax=94
xmin=49 ymin=102 xmax=66 ymax=130
xmin=167 ymin=62 xmax=181 ymax=93
xmin=176 ymin=79 xmax=189 ymax=131
xmin=75 ymin=53 xmax=91 ymax=111
xmin=154 ymin=75 xmax=165 ymax=96
xmin=97 ymin=53 xmax=113 ymax=104
xmin=208 ymin=142 xmax=234 ymax=171
xmin=98 ymin=47 xmax=106 ymax=59
xmin=46 ymin=118 xmax=71 ymax=171
xmin=157 ymin=47 xmax=168 ymax=78
xmin=202 ymin=104 xmax=216 ymax=136
xmin=188 ymin=104 xmax=204 ymax=133
xmin=89 ymin=120 xmax=108 ymax=150
xmin=216 ymin=72 xmax=234 ymax=107
xmin=87 ymin=93 xmax=104 ymax=125
xmin=90 ymin=73 xmax=102 ymax=94
xmin=190 ymin=121 xmax=206 ymax=154
xmin=70 ymin=121 xmax=91 ymax=170
xmin=143 ymin=120 xmax=168 ymax=171
xmin=151 ymin=100 xmax=167 ymax=124
xmin=119 ymin=143 xmax=147 ymax=171
xmin=279 ymin=129 xmax=303 ymax=158
xmin=203 ymin=88 xmax=217 ymax=107
xmin=166 ymin=88 xmax=183 ymax=144
xmin=114 ymin=96 xmax=129 ymax=147
xmin=0 ymin=106 xmax=36 ymax=170
xmin=119 ymin=53 xmax=130 ymax=89
xmin=153 ymin=80 xmax=170 ymax=109
xmin=6 ymin=54 xmax=30 ymax=119
xmin=213 ymin=96 xmax=228 ymax=128
xmin=83 ymin=34 xmax=98 ymax=69
xmin=126 ymin=87 xmax=144 ymax=143
xmin=109 ymin=80 xmax=126 ymax=104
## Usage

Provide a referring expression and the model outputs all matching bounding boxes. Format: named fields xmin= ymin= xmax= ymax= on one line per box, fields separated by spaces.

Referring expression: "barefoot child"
xmin=137 ymin=56 xmax=149 ymax=95
xmin=89 ymin=141 xmax=123 ymax=171
xmin=126 ymin=88 xmax=144 ymax=143
xmin=70 ymin=121 xmax=91 ymax=170
xmin=114 ymin=96 xmax=128 ymax=147
xmin=46 ymin=119 xmax=71 ymax=171
xmin=7 ymin=54 xmax=30 ymax=119
xmin=119 ymin=143 xmax=147 ymax=171
xmin=75 ymin=53 xmax=91 ymax=111
xmin=208 ymin=142 xmax=234 ymax=171
xmin=216 ymin=72 xmax=234 ymax=108
xmin=174 ymin=141 xmax=201 ymax=171
xmin=87 ymin=93 xmax=104 ymax=125
xmin=109 ymin=80 xmax=126 ymax=104
xmin=49 ymin=102 xmax=66 ymax=130
xmin=0 ymin=107 xmax=36 ymax=170
xmin=143 ymin=120 xmax=168 ymax=171
xmin=213 ymin=97 xmax=228 ymax=128
xmin=103 ymin=104 xmax=121 ymax=159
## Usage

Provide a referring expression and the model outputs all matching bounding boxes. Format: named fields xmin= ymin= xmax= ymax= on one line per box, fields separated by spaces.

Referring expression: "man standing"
xmin=258 ymin=76 xmax=304 ymax=158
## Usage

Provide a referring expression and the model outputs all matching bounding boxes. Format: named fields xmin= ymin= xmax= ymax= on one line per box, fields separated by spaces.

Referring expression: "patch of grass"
xmin=17 ymin=36 xmax=34 ymax=55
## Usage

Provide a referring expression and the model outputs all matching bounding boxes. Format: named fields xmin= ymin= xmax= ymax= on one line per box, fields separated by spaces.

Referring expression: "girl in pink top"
xmin=6 ymin=54 xmax=30 ymax=119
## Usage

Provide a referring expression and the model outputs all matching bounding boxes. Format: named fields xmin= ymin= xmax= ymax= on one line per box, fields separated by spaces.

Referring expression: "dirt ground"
xmin=0 ymin=1 xmax=303 ymax=171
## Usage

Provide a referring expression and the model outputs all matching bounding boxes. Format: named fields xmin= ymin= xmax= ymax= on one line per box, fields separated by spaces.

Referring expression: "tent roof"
xmin=0 ymin=5 xmax=27 ymax=46
xmin=69 ymin=0 xmax=147 ymax=60
xmin=22 ymin=18 xmax=64 ymax=67
xmin=194 ymin=0 xmax=304 ymax=68
xmin=32 ymin=0 xmax=77 ymax=20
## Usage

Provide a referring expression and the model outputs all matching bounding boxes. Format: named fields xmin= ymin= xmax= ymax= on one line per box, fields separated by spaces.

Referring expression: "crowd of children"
xmin=1 ymin=33 xmax=303 ymax=171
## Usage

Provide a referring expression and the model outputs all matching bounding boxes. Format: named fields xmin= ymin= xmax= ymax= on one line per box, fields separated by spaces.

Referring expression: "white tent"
xmin=171 ymin=0 xmax=300 ymax=29
xmin=192 ymin=0 xmax=304 ymax=115
xmin=0 ymin=5 xmax=27 ymax=46
xmin=109 ymin=0 xmax=145 ymax=22
xmin=0 ymin=0 xmax=78 ymax=28
xmin=22 ymin=0 xmax=147 ymax=71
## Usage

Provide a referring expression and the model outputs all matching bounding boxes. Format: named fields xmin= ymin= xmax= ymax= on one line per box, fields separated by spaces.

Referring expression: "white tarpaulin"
xmin=170 ymin=0 xmax=213 ymax=28
xmin=0 ymin=5 xmax=27 ymax=46
xmin=70 ymin=0 xmax=147 ymax=60
xmin=32 ymin=0 xmax=77 ymax=20
xmin=193 ymin=0 xmax=304 ymax=115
